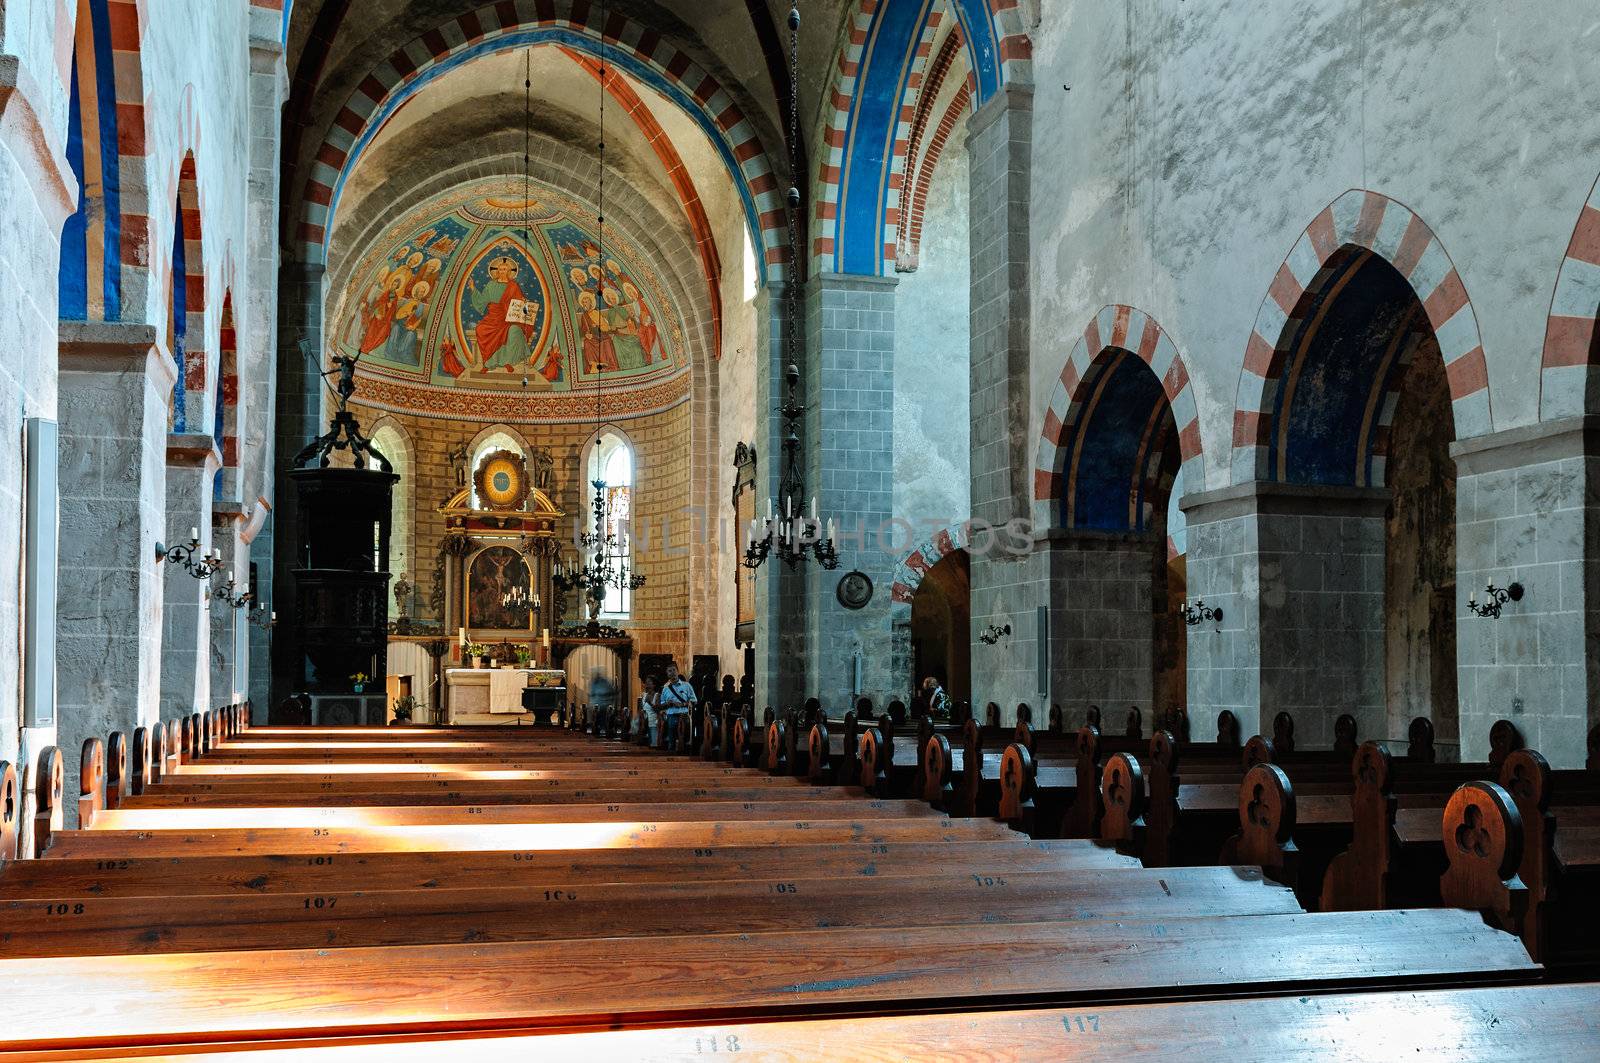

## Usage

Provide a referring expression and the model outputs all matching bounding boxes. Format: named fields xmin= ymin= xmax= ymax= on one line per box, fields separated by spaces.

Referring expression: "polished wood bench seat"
xmin=44 ymin=982 xmax=1595 ymax=1063
xmin=0 ymin=908 xmax=1537 ymax=1053
xmin=0 ymin=863 xmax=1299 ymax=958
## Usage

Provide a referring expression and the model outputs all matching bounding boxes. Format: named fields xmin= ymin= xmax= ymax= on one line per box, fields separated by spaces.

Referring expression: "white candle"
xmin=827 ymin=518 xmax=836 ymax=541
xmin=811 ymin=496 xmax=818 ymax=520
xmin=784 ymin=495 xmax=791 ymax=519
xmin=270 ymin=611 xmax=277 ymax=622
xmin=189 ymin=527 xmax=198 ymax=543
xmin=225 ymin=570 xmax=233 ymax=584
xmin=458 ymin=626 xmax=466 ymax=646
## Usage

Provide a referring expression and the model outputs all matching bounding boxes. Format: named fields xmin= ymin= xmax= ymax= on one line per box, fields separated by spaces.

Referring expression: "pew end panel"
xmin=1100 ymin=752 xmax=1147 ymax=858
xmin=1497 ymin=749 xmax=1554 ymax=961
xmin=998 ymin=743 xmax=1035 ymax=830
xmin=106 ymin=732 xmax=128 ymax=810
xmin=1061 ymin=725 xmax=1101 ymax=839
xmin=0 ymin=761 xmax=17 ymax=867
xmin=78 ymin=737 xmax=106 ymax=830
xmin=1321 ymin=741 xmax=1395 ymax=913
xmin=1221 ymin=762 xmax=1299 ymax=888
xmin=1440 ymin=781 xmax=1529 ymax=945
xmin=32 ymin=746 xmax=64 ymax=858
xmin=922 ymin=733 xmax=952 ymax=809
xmin=1145 ymin=730 xmax=1180 ymax=867
xmin=807 ymin=723 xmax=831 ymax=785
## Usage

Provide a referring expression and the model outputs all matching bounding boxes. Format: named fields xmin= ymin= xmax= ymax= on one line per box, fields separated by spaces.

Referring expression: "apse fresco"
xmin=335 ymin=188 xmax=688 ymax=421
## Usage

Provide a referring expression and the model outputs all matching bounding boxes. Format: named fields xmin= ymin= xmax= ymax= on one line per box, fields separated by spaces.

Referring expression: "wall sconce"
xmin=247 ymin=605 xmax=277 ymax=630
xmin=156 ymin=530 xmax=223 ymax=580
xmin=213 ymin=572 xmax=253 ymax=609
xmin=1468 ymin=580 xmax=1523 ymax=620
xmin=979 ymin=623 xmax=1011 ymax=645
xmin=1179 ymin=599 xmax=1223 ymax=626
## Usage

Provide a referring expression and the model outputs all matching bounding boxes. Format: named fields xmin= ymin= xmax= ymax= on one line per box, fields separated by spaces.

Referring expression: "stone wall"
xmin=1453 ymin=419 xmax=1598 ymax=768
xmin=345 ymin=398 xmax=695 ymax=691
xmin=805 ymin=273 xmax=898 ymax=711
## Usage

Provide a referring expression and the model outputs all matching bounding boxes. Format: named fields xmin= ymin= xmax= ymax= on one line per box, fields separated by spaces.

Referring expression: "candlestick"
xmin=189 ymin=527 xmax=198 ymax=543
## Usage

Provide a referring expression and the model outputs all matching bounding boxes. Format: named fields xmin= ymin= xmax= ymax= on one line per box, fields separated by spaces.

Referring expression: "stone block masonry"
xmin=1183 ymin=483 xmax=1387 ymax=750
xmin=1045 ymin=531 xmax=1160 ymax=726
xmin=805 ymin=273 xmax=899 ymax=712
xmin=1453 ymin=417 xmax=1600 ymax=769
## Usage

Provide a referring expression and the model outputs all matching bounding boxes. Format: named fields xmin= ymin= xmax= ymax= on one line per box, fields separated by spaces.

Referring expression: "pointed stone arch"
xmin=1032 ymin=305 xmax=1204 ymax=529
xmin=1539 ymin=172 xmax=1600 ymax=420
xmin=1231 ymin=189 xmax=1492 ymax=485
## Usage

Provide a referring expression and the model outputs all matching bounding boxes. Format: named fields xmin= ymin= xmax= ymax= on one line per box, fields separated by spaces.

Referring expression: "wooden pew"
xmin=41 ymin=983 xmax=1600 ymax=1062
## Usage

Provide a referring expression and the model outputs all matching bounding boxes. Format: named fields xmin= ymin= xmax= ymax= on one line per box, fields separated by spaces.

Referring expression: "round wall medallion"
xmin=473 ymin=449 xmax=529 ymax=510
xmin=836 ymin=570 xmax=874 ymax=610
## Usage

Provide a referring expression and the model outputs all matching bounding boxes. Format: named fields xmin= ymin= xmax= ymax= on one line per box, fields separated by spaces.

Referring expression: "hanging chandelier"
xmin=744 ymin=2 xmax=839 ymax=572
xmin=552 ymin=6 xmax=647 ymax=618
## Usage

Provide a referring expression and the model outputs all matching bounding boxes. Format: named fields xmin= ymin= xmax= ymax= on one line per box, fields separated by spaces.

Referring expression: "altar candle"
xmin=458 ymin=627 xmax=466 ymax=647
xmin=542 ymin=628 xmax=550 ymax=649
xmin=189 ymin=527 xmax=199 ymax=543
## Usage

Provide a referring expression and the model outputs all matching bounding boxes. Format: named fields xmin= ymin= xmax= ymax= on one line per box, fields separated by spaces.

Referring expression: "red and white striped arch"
xmin=294 ymin=1 xmax=787 ymax=276
xmin=1540 ymin=172 xmax=1600 ymax=420
xmin=1231 ymin=189 xmax=1492 ymax=484
xmin=1033 ymin=305 xmax=1205 ymax=529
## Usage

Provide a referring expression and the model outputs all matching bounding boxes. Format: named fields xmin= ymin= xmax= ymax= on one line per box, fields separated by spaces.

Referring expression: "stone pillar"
xmin=752 ymin=284 xmax=806 ymax=711
xmin=162 ymin=435 xmax=222 ymax=718
xmin=1183 ymin=483 xmax=1387 ymax=747
xmin=209 ymin=501 xmax=247 ymax=706
xmin=966 ymin=85 xmax=1037 ymax=720
xmin=56 ymin=322 xmax=175 ymax=799
xmin=1453 ymin=417 xmax=1599 ymax=768
xmin=805 ymin=273 xmax=898 ymax=710
xmin=1045 ymin=530 xmax=1158 ymax=724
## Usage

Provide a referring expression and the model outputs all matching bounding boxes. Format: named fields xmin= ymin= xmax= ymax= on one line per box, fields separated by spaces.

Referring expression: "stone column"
xmin=1453 ymin=417 xmax=1599 ymax=768
xmin=752 ymin=284 xmax=806 ymax=711
xmin=162 ymin=435 xmax=222 ymax=718
xmin=56 ymin=322 xmax=175 ymax=799
xmin=805 ymin=273 xmax=898 ymax=711
xmin=1044 ymin=530 xmax=1159 ymax=724
xmin=966 ymin=85 xmax=1037 ymax=721
xmin=209 ymin=501 xmax=247 ymax=706
xmin=1183 ymin=483 xmax=1387 ymax=747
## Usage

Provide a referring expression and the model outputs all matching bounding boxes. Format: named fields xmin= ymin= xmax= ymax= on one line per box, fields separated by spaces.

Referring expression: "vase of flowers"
xmin=465 ymin=644 xmax=487 ymax=669
xmin=390 ymin=695 xmax=416 ymax=726
xmin=349 ymin=671 xmax=370 ymax=693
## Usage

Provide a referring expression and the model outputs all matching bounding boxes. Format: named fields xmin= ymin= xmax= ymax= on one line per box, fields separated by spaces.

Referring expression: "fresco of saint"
xmin=468 ymin=254 xmax=540 ymax=371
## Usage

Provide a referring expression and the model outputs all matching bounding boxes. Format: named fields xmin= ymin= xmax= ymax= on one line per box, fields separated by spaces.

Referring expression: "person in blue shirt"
xmin=656 ymin=662 xmax=697 ymax=747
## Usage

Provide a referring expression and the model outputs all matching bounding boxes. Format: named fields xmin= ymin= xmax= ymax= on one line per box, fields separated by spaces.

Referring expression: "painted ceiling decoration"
xmin=333 ymin=181 xmax=690 ymax=424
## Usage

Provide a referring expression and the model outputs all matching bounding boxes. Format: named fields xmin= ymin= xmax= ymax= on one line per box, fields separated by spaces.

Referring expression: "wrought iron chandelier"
xmin=744 ymin=2 xmax=839 ymax=572
xmin=552 ymin=7 xmax=647 ymax=616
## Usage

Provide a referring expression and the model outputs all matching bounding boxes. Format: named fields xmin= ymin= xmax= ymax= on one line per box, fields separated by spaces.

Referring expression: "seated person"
xmin=656 ymin=662 xmax=698 ymax=746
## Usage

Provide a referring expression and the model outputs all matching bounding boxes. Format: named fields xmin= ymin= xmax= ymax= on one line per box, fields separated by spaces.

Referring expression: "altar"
xmin=443 ymin=667 xmax=565 ymax=725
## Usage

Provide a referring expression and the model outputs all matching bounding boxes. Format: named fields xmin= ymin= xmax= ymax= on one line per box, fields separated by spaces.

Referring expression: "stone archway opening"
xmin=910 ymin=548 xmax=970 ymax=709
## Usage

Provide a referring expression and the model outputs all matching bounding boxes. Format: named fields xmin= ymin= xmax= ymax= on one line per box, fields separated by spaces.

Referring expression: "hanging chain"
xmin=785 ymin=3 xmax=801 ymax=369
xmin=595 ymin=0 xmax=608 ymax=445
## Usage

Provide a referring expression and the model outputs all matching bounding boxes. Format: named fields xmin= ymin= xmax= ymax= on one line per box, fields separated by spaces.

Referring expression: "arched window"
xmin=587 ymin=432 xmax=635 ymax=617
xmin=369 ymin=423 xmax=413 ymax=617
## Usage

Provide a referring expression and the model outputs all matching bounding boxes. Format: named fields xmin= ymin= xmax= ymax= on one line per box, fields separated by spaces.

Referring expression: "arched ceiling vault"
xmin=283 ymin=1 xmax=802 ymax=277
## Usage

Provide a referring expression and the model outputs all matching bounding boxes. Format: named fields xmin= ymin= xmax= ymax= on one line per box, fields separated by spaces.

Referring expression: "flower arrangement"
xmin=391 ymin=695 xmax=416 ymax=723
xmin=514 ymin=646 xmax=533 ymax=666
xmin=349 ymin=671 xmax=371 ymax=693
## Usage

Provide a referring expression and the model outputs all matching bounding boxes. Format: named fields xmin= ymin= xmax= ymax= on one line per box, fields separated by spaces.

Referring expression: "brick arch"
xmin=169 ymin=152 xmax=206 ymax=433
xmin=1032 ymin=305 xmax=1204 ymax=529
xmin=59 ymin=0 xmax=153 ymax=322
xmin=895 ymin=22 xmax=972 ymax=271
xmin=1539 ymin=172 xmax=1600 ymax=420
xmin=1231 ymin=189 xmax=1492 ymax=485
xmin=295 ymin=3 xmax=785 ymax=279
xmin=813 ymin=0 xmax=1026 ymax=276
xmin=890 ymin=521 xmax=970 ymax=615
